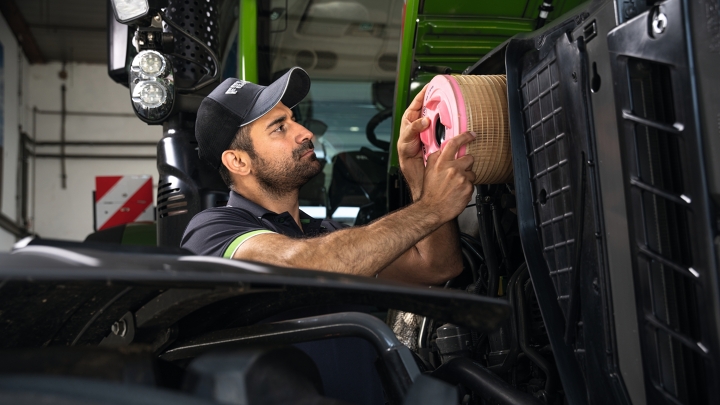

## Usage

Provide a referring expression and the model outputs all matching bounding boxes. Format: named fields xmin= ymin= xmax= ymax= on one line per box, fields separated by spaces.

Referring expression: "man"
xmin=181 ymin=67 xmax=476 ymax=285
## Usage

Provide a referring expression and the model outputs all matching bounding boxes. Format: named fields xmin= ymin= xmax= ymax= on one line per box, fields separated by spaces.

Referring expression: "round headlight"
xmin=128 ymin=50 xmax=175 ymax=124
xmin=136 ymin=81 xmax=167 ymax=108
xmin=137 ymin=50 xmax=166 ymax=77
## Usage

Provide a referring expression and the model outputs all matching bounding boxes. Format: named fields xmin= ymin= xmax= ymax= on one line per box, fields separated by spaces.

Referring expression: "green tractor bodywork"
xmin=389 ymin=0 xmax=587 ymax=171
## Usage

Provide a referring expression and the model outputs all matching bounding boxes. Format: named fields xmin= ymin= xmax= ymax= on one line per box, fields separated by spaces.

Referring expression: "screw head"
xmin=652 ymin=11 xmax=667 ymax=35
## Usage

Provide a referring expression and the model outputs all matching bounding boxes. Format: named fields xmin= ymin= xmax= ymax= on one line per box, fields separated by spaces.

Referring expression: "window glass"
xmin=257 ymin=0 xmax=402 ymax=224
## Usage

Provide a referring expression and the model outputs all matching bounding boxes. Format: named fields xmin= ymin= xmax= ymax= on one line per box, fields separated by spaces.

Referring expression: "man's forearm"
xmin=241 ymin=200 xmax=446 ymax=277
xmin=400 ymin=162 xmax=464 ymax=277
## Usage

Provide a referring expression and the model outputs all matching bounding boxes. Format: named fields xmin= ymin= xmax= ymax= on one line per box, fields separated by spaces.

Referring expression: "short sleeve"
xmin=180 ymin=207 xmax=273 ymax=257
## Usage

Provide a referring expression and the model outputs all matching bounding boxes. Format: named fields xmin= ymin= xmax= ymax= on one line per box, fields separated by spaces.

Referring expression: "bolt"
xmin=147 ymin=33 xmax=154 ymax=41
xmin=572 ymin=72 xmax=578 ymax=82
xmin=483 ymin=196 xmax=492 ymax=203
xmin=111 ymin=319 xmax=127 ymax=337
xmin=652 ymin=10 xmax=667 ymax=35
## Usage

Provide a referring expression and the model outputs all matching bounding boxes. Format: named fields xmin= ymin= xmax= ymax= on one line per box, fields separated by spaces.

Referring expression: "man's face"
xmin=247 ymin=102 xmax=322 ymax=196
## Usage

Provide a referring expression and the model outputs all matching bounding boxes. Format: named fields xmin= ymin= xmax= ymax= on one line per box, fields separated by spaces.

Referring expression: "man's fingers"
xmin=463 ymin=170 xmax=476 ymax=184
xmin=426 ymin=150 xmax=440 ymax=167
xmin=402 ymin=85 xmax=429 ymax=122
xmin=456 ymin=154 xmax=475 ymax=171
xmin=439 ymin=132 xmax=476 ymax=161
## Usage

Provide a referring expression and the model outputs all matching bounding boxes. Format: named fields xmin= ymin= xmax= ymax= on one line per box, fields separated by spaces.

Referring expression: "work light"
xmin=134 ymin=81 xmax=167 ymax=108
xmin=129 ymin=50 xmax=175 ymax=123
xmin=110 ymin=0 xmax=150 ymax=24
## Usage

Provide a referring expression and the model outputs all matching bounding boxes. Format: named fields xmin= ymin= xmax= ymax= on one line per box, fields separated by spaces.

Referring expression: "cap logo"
xmin=225 ymin=80 xmax=248 ymax=94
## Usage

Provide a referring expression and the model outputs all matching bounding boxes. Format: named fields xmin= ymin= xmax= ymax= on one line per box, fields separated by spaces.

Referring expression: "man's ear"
xmin=221 ymin=150 xmax=252 ymax=176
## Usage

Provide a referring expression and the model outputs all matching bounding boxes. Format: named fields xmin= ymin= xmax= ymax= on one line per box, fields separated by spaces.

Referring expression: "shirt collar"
xmin=227 ymin=190 xmax=272 ymax=218
xmin=227 ymin=190 xmax=318 ymax=222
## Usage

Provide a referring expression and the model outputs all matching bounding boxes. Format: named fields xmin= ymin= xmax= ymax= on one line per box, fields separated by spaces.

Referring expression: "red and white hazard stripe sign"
xmin=95 ymin=175 xmax=154 ymax=231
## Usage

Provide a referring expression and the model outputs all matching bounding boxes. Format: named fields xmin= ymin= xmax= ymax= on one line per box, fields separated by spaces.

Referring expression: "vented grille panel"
xmin=520 ymin=54 xmax=575 ymax=319
xmin=621 ymin=57 xmax=708 ymax=405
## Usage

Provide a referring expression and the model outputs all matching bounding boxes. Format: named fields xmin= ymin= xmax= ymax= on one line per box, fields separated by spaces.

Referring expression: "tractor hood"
xmin=0 ymin=240 xmax=510 ymax=348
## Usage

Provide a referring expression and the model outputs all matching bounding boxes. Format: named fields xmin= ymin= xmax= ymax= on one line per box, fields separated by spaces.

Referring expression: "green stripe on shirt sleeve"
xmin=223 ymin=229 xmax=276 ymax=259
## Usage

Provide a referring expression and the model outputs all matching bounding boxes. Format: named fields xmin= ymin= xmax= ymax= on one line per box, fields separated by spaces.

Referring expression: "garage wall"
xmin=0 ymin=12 xmax=29 ymax=250
xmin=27 ymin=62 xmax=161 ymax=242
xmin=0 ymin=13 xmax=165 ymax=250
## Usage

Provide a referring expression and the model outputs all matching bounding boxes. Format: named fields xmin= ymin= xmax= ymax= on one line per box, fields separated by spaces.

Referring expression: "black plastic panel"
xmin=607 ymin=0 xmax=720 ymax=404
xmin=505 ymin=16 xmax=591 ymax=405
xmin=503 ymin=1 xmax=639 ymax=404
xmin=520 ymin=49 xmax=576 ymax=320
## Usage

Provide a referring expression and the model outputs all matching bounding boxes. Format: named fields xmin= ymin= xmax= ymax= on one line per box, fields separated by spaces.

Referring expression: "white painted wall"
xmin=28 ymin=62 xmax=160 ymax=242
xmin=0 ymin=11 xmax=28 ymax=250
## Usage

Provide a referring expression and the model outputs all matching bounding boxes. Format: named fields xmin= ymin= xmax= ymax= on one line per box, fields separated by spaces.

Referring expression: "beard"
xmin=253 ymin=140 xmax=322 ymax=197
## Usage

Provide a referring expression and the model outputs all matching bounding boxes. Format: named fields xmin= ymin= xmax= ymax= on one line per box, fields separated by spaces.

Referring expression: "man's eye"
xmin=274 ymin=124 xmax=285 ymax=133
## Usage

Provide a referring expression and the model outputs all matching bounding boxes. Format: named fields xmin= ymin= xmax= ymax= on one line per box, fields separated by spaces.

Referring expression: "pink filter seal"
xmin=420 ymin=75 xmax=468 ymax=164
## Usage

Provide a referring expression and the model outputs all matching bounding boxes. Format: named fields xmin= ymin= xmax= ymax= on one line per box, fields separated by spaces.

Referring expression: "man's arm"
xmin=232 ymin=133 xmax=476 ymax=285
xmin=376 ymin=85 xmax=470 ymax=284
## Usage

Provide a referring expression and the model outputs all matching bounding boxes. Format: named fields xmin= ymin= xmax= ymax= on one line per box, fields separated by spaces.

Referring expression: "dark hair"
xmin=218 ymin=124 xmax=254 ymax=190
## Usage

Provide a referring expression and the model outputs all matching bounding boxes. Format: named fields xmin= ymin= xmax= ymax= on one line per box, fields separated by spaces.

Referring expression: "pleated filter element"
xmin=420 ymin=74 xmax=513 ymax=184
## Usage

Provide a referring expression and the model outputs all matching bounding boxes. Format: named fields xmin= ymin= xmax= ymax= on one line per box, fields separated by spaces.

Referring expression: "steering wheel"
xmin=365 ymin=109 xmax=392 ymax=151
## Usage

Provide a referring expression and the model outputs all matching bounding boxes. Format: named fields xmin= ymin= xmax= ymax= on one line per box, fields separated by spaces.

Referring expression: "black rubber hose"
xmin=516 ymin=268 xmax=558 ymax=395
xmin=459 ymin=241 xmax=480 ymax=285
xmin=431 ymin=357 xmax=543 ymax=405
xmin=459 ymin=233 xmax=485 ymax=285
xmin=491 ymin=203 xmax=510 ymax=270
xmin=476 ymin=186 xmax=500 ymax=297
xmin=487 ymin=263 xmax=525 ymax=374
xmin=161 ymin=13 xmax=220 ymax=93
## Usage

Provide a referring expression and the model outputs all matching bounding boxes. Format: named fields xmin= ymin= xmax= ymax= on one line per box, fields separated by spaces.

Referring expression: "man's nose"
xmin=295 ymin=123 xmax=314 ymax=144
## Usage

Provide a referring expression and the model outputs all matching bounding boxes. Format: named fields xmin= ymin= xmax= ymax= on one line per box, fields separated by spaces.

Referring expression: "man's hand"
xmin=398 ymin=85 xmax=429 ymax=199
xmin=417 ymin=132 xmax=476 ymax=223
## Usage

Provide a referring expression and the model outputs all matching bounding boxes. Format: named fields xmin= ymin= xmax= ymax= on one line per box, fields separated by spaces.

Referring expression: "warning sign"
xmin=95 ymin=175 xmax=154 ymax=231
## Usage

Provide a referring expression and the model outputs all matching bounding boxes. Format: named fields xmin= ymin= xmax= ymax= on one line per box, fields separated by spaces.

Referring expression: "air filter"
xmin=420 ymin=74 xmax=512 ymax=184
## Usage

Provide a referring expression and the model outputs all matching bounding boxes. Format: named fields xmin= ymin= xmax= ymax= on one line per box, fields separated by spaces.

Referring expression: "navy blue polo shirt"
xmin=181 ymin=191 xmax=346 ymax=258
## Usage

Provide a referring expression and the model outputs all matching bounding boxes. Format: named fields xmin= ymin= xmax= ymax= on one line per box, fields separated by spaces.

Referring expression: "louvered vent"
xmin=157 ymin=180 xmax=188 ymax=218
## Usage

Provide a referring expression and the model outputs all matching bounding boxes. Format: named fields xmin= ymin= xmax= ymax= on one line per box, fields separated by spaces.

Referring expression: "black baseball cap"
xmin=195 ymin=67 xmax=311 ymax=170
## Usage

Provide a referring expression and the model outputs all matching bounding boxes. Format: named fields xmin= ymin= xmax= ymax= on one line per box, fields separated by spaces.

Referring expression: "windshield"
xmin=256 ymin=0 xmax=403 ymax=224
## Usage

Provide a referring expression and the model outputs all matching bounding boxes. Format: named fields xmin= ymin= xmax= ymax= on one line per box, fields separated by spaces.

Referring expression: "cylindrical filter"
xmin=420 ymin=74 xmax=513 ymax=184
